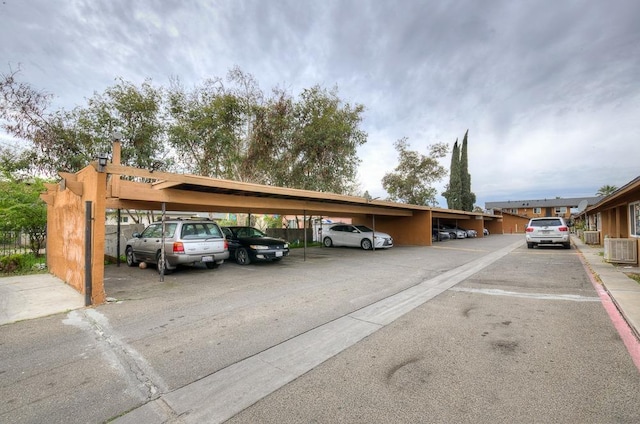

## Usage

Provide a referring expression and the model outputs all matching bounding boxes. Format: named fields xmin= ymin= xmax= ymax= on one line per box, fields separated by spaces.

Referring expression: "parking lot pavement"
xmin=3 ymin=234 xmax=640 ymax=423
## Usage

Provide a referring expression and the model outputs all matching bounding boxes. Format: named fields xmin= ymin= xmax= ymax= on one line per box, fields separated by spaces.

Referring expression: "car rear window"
xmin=181 ymin=223 xmax=223 ymax=239
xmin=529 ymin=219 xmax=563 ymax=227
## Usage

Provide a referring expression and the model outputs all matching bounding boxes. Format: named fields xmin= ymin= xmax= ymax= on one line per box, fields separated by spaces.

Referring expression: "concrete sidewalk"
xmin=572 ymin=234 xmax=640 ymax=340
xmin=0 ymin=273 xmax=85 ymax=326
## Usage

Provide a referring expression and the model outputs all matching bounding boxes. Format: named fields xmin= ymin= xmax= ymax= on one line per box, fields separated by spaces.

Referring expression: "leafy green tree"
xmin=382 ymin=138 xmax=448 ymax=206
xmin=1 ymin=70 xmax=170 ymax=174
xmin=275 ymin=85 xmax=366 ymax=193
xmin=167 ymin=78 xmax=244 ymax=179
xmin=596 ymin=185 xmax=618 ymax=196
xmin=0 ymin=176 xmax=48 ymax=256
xmin=3 ymin=67 xmax=367 ymax=196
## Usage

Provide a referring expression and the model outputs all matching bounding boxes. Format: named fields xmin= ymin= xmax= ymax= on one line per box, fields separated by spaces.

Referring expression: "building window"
xmin=533 ymin=207 xmax=541 ymax=214
xmin=509 ymin=208 xmax=518 ymax=214
xmin=120 ymin=216 xmax=129 ymax=223
xmin=555 ymin=207 xmax=567 ymax=215
xmin=630 ymin=202 xmax=640 ymax=237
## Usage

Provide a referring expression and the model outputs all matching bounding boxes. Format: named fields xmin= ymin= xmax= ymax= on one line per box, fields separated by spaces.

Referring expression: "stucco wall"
xmin=46 ymin=185 xmax=85 ymax=293
xmin=501 ymin=214 xmax=529 ymax=234
xmin=45 ymin=165 xmax=107 ymax=304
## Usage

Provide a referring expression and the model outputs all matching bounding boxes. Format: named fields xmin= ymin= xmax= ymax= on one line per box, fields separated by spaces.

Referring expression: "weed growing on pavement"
xmin=625 ymin=273 xmax=640 ymax=285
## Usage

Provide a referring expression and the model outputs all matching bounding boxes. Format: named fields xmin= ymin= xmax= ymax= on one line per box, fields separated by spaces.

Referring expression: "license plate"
xmin=541 ymin=230 xmax=550 ymax=234
xmin=276 ymin=251 xmax=283 ymax=257
xmin=202 ymin=256 xmax=213 ymax=262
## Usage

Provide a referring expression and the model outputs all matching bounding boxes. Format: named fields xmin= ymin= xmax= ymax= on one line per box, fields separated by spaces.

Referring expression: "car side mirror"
xmin=132 ymin=232 xmax=141 ymax=238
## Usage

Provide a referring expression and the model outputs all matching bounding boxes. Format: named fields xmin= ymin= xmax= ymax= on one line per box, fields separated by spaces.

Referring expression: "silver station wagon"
xmin=125 ymin=219 xmax=229 ymax=273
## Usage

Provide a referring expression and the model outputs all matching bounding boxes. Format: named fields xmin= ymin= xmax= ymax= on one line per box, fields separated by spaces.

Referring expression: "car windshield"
xmin=234 ymin=227 xmax=266 ymax=238
xmin=530 ymin=219 xmax=563 ymax=227
xmin=354 ymin=225 xmax=373 ymax=232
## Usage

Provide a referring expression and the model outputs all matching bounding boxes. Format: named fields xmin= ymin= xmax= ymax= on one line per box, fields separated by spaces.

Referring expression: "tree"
xmin=3 ymin=66 xmax=368 ymax=196
xmin=442 ymin=130 xmax=475 ymax=211
xmin=382 ymin=138 xmax=448 ymax=206
xmin=596 ymin=185 xmax=618 ymax=196
xmin=167 ymin=77 xmax=245 ymax=179
xmin=442 ymin=139 xmax=460 ymax=209
xmin=271 ymin=85 xmax=367 ymax=193
xmin=1 ymin=69 xmax=170 ymax=175
xmin=0 ymin=176 xmax=48 ymax=256
xmin=459 ymin=130 xmax=476 ymax=211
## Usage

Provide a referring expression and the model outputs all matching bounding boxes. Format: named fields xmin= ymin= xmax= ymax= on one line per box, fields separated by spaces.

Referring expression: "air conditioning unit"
xmin=584 ymin=231 xmax=600 ymax=245
xmin=604 ymin=238 xmax=638 ymax=264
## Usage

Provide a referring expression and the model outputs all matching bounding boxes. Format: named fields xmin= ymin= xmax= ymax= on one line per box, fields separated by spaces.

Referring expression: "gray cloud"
xmin=1 ymin=0 xmax=638 ymax=206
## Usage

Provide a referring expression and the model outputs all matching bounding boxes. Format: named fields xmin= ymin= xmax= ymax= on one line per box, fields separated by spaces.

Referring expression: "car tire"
xmin=449 ymin=232 xmax=457 ymax=239
xmin=205 ymin=262 xmax=220 ymax=269
xmin=125 ymin=247 xmax=138 ymax=267
xmin=563 ymin=243 xmax=571 ymax=249
xmin=156 ymin=251 xmax=172 ymax=274
xmin=236 ymin=248 xmax=251 ymax=265
xmin=527 ymin=242 xmax=534 ymax=249
xmin=323 ymin=237 xmax=333 ymax=247
xmin=361 ymin=238 xmax=373 ymax=250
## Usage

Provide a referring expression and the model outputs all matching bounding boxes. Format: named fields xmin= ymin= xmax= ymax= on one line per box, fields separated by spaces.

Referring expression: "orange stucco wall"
xmin=501 ymin=214 xmax=530 ymax=234
xmin=354 ymin=210 xmax=433 ymax=246
xmin=45 ymin=165 xmax=106 ymax=304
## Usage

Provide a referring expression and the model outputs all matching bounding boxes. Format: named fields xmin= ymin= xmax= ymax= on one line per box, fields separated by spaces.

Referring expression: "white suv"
xmin=525 ymin=217 xmax=571 ymax=249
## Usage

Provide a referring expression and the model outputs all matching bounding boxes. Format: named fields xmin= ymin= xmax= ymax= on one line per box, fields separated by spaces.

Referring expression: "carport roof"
xmin=95 ymin=163 xmax=490 ymax=220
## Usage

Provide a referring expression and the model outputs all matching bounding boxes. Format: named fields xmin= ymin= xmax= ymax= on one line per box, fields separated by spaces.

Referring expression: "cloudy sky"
xmin=1 ymin=0 xmax=639 ymax=207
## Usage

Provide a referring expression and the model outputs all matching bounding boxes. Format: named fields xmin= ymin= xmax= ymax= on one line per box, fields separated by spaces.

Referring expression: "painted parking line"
xmin=450 ymin=287 xmax=600 ymax=302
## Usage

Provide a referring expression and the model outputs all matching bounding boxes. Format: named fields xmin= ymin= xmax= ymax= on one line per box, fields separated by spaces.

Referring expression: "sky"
xmin=1 ymin=0 xmax=639 ymax=208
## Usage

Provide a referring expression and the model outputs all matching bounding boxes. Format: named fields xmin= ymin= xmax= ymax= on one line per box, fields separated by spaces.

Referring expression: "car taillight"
xmin=526 ymin=227 xmax=534 ymax=232
xmin=224 ymin=240 xmax=229 ymax=250
xmin=173 ymin=242 xmax=185 ymax=253
xmin=558 ymin=226 xmax=569 ymax=232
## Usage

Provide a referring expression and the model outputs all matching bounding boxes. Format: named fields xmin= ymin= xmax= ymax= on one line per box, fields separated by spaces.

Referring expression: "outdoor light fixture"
xmin=97 ymin=153 xmax=108 ymax=172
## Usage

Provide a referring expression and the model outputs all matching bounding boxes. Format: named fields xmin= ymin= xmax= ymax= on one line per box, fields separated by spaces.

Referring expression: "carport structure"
xmin=40 ymin=142 xmax=497 ymax=305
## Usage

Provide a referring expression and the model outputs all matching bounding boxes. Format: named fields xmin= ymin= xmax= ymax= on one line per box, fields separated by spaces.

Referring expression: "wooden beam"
xmin=58 ymin=171 xmax=77 ymax=181
xmin=65 ymin=180 xmax=84 ymax=196
xmin=40 ymin=193 xmax=55 ymax=205
xmin=152 ymin=180 xmax=183 ymax=190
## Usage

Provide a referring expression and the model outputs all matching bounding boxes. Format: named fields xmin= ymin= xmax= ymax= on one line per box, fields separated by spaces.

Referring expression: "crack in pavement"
xmin=64 ymin=309 xmax=168 ymax=402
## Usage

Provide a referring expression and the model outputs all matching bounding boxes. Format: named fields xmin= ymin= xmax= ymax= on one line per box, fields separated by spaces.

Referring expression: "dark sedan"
xmin=221 ymin=226 xmax=290 ymax=265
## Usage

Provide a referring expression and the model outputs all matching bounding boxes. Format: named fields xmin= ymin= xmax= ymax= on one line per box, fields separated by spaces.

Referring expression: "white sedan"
xmin=322 ymin=224 xmax=393 ymax=250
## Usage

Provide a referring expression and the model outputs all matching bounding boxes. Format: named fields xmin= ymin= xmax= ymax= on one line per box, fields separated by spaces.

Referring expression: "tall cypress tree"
xmin=459 ymin=130 xmax=476 ymax=211
xmin=442 ymin=139 xmax=461 ymax=209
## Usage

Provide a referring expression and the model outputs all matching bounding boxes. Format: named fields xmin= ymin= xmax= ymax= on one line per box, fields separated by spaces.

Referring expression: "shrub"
xmin=0 ymin=253 xmax=47 ymax=275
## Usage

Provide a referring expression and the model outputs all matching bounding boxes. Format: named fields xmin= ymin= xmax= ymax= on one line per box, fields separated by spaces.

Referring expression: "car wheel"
xmin=361 ymin=238 xmax=373 ymax=250
xmin=125 ymin=247 xmax=138 ymax=267
xmin=527 ymin=242 xmax=534 ymax=249
xmin=205 ymin=262 xmax=220 ymax=269
xmin=449 ymin=232 xmax=457 ymax=239
xmin=563 ymin=243 xmax=571 ymax=249
xmin=236 ymin=248 xmax=251 ymax=265
xmin=156 ymin=251 xmax=172 ymax=274
xmin=323 ymin=237 xmax=333 ymax=247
